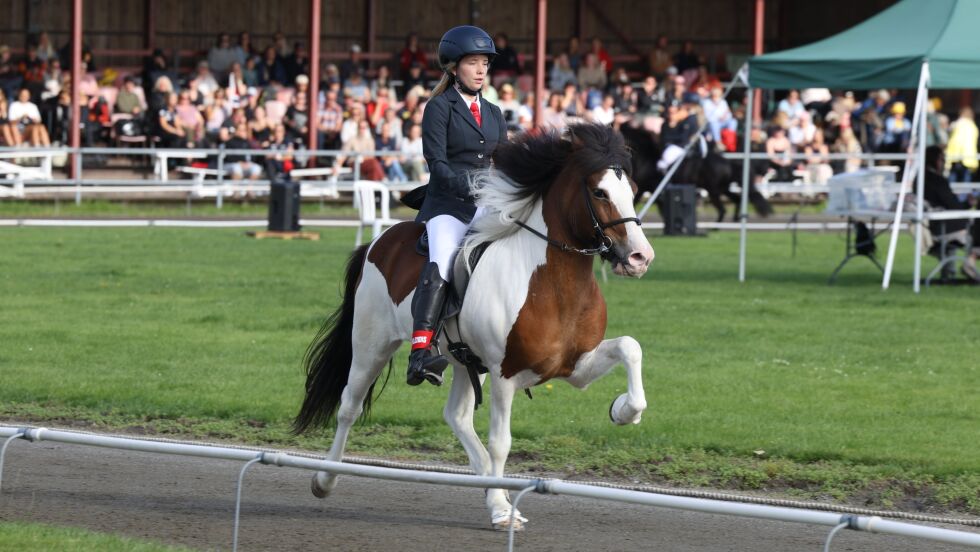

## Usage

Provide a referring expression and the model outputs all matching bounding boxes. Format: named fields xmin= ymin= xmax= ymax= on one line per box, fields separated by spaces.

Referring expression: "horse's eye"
xmin=592 ymin=188 xmax=608 ymax=200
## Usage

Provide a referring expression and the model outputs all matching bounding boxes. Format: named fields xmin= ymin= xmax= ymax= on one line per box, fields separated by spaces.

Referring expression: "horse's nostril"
xmin=629 ymin=252 xmax=648 ymax=266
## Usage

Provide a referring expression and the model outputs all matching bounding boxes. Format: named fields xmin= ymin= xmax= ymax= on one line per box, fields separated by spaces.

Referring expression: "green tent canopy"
xmin=748 ymin=0 xmax=980 ymax=90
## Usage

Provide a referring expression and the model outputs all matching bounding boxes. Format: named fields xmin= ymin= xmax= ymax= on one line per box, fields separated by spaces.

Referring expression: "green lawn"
xmin=0 ymin=522 xmax=197 ymax=552
xmin=1 ymin=226 xmax=978 ymax=513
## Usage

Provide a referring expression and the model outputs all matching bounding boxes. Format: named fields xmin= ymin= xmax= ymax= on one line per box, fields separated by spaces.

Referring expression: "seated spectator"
xmin=397 ymin=86 xmax=423 ymax=135
xmin=207 ymin=33 xmax=238 ymax=80
xmin=334 ymin=118 xmax=384 ymax=181
xmin=701 ymin=85 xmax=736 ymax=150
xmin=340 ymin=102 xmax=365 ymax=145
xmin=342 ymin=68 xmax=369 ymax=104
xmin=175 ymin=90 xmax=205 ymax=144
xmin=40 ymin=58 xmax=63 ymax=102
xmin=368 ymin=86 xmax=393 ymax=128
xmin=491 ymin=33 xmax=521 ymax=85
xmin=142 ymin=49 xmax=176 ymax=104
xmin=9 ymin=88 xmax=49 ymax=146
xmin=946 ymin=107 xmax=978 ymax=184
xmin=287 ymin=43 xmax=310 ymax=83
xmin=636 ymin=75 xmax=666 ymax=117
xmin=155 ymin=92 xmax=187 ymax=148
xmin=576 ymin=53 xmax=606 ymax=92
xmin=560 ymin=82 xmax=585 ymax=119
xmin=226 ymin=62 xmax=247 ymax=107
xmin=589 ymin=37 xmax=612 ymax=73
xmin=115 ymin=76 xmax=144 ymax=115
xmin=375 ymin=121 xmax=406 ymax=181
xmin=831 ymin=127 xmax=863 ymax=173
xmin=235 ymin=31 xmax=256 ymax=63
xmin=284 ymin=92 xmax=310 ymax=141
xmin=377 ymin=107 xmax=403 ymax=145
xmin=191 ymin=61 xmax=220 ymax=103
xmin=257 ymin=46 xmax=287 ymax=86
xmin=249 ymin=105 xmax=272 ymax=147
xmin=765 ymin=125 xmax=795 ymax=181
xmin=204 ymin=88 xmax=231 ymax=140
xmin=35 ymin=31 xmax=57 ymax=63
xmin=398 ymin=61 xmax=426 ymax=98
xmin=0 ymin=89 xmax=20 ymax=146
xmin=565 ymin=36 xmax=582 ymax=72
xmin=803 ymin=127 xmax=833 ymax=183
xmin=149 ymin=75 xmax=175 ymax=114
xmin=340 ymin=44 xmax=367 ymax=84
xmin=19 ymin=45 xmax=47 ymax=100
xmin=777 ymin=89 xmax=806 ymax=125
xmin=398 ymin=32 xmax=427 ymax=79
xmin=611 ymin=74 xmax=635 ymax=114
xmin=517 ymin=91 xmax=535 ymax=131
xmin=497 ymin=84 xmax=521 ymax=131
xmin=880 ymin=101 xmax=911 ymax=154
xmin=923 ymin=146 xmax=980 ymax=282
xmin=265 ymin=123 xmax=295 ymax=175
xmin=371 ymin=65 xmax=396 ymax=101
xmin=548 ymin=52 xmax=576 ymax=92
xmin=0 ymin=45 xmax=24 ymax=102
xmin=224 ymin=122 xmax=262 ymax=180
xmin=400 ymin=123 xmax=426 ymax=181
xmin=590 ymin=93 xmax=616 ymax=127
xmin=317 ymin=87 xmax=344 ymax=150
xmin=541 ymin=92 xmax=567 ymax=133
xmin=242 ymin=55 xmax=260 ymax=87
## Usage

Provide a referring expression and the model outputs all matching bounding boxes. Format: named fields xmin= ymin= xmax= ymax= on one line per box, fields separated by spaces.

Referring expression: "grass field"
xmin=1 ymin=225 xmax=978 ymax=514
xmin=0 ymin=521 xmax=197 ymax=551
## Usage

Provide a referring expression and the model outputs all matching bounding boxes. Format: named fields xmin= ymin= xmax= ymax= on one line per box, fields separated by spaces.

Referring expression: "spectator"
xmin=831 ymin=127 xmax=863 ymax=174
xmin=204 ymin=88 xmax=231 ymax=140
xmin=334 ymin=118 xmax=384 ymax=181
xmin=398 ymin=33 xmax=427 ymax=79
xmin=225 ymin=122 xmax=262 ymax=180
xmin=399 ymin=61 xmax=427 ymax=98
xmin=370 ymin=65 xmax=396 ymax=101
xmin=284 ymin=91 xmax=310 ymax=140
xmin=549 ymin=52 xmax=576 ymax=92
xmin=560 ymin=82 xmax=584 ymax=119
xmin=611 ymin=74 xmax=635 ymax=114
xmin=226 ymin=62 xmax=247 ymax=107
xmin=880 ymin=101 xmax=911 ymax=154
xmin=142 ymin=49 xmax=176 ymax=104
xmin=249 ymin=104 xmax=272 ymax=147
xmin=636 ymin=75 xmax=666 ymax=117
xmin=658 ymin=100 xmax=696 ymax=171
xmin=115 ymin=76 xmax=144 ymax=115
xmin=766 ymin=125 xmax=795 ymax=181
xmin=242 ymin=55 xmax=260 ymax=87
xmin=207 ymin=33 xmax=238 ymax=79
xmin=576 ymin=53 xmax=606 ymax=91
xmin=342 ymin=68 xmax=369 ymax=104
xmin=266 ymin=123 xmax=295 ymax=175
xmin=35 ymin=31 xmax=57 ymax=63
xmin=258 ymin=46 xmax=287 ymax=86
xmin=648 ymin=34 xmax=672 ymax=79
xmin=490 ymin=33 xmax=521 ymax=84
xmin=517 ymin=91 xmax=535 ymax=131
xmin=701 ymin=85 xmax=736 ymax=150
xmin=396 ymin=87 xmax=423 ymax=136
xmin=286 ymin=42 xmax=310 ymax=83
xmin=273 ymin=32 xmax=292 ymax=58
xmin=923 ymin=145 xmax=980 ymax=282
xmin=590 ymin=93 xmax=616 ymax=126
xmin=155 ymin=92 xmax=186 ymax=148
xmin=541 ymin=92 xmax=567 ymax=133
xmin=376 ymin=121 xmax=407 ymax=181
xmin=340 ymin=102 xmax=365 ymax=145
xmin=589 ymin=37 xmax=612 ymax=73
xmin=175 ymin=90 xmax=205 ymax=144
xmin=377 ymin=106 xmax=403 ymax=145
xmin=666 ymin=71 xmax=686 ymax=103
xmin=367 ymin=86 xmax=392 ymax=128
xmin=0 ymin=45 xmax=23 ymax=102
xmin=400 ymin=123 xmax=427 ymax=181
xmin=40 ymin=58 xmax=63 ymax=103
xmin=777 ymin=89 xmax=805 ymax=125
xmin=673 ymin=40 xmax=699 ymax=74
xmin=235 ymin=31 xmax=256 ymax=64
xmin=565 ymin=36 xmax=582 ymax=73
xmin=9 ymin=87 xmax=49 ymax=146
xmin=47 ymin=88 xmax=71 ymax=145
xmin=340 ymin=44 xmax=367 ymax=84
xmin=19 ymin=45 xmax=47 ymax=100
xmin=803 ymin=127 xmax=833 ymax=183
xmin=497 ymin=83 xmax=521 ymax=131
xmin=945 ymin=106 xmax=977 ymax=184
xmin=0 ymin=89 xmax=20 ymax=146
xmin=191 ymin=61 xmax=220 ymax=102
xmin=317 ymin=87 xmax=343 ymax=150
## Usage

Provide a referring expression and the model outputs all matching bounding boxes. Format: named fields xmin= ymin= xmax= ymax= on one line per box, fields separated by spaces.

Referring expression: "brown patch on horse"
xmin=500 ymin=186 xmax=608 ymax=381
xmin=366 ymin=221 xmax=426 ymax=305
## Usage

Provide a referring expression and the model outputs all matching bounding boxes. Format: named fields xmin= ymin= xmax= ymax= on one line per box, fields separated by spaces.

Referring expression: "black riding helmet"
xmin=438 ymin=26 xmax=497 ymax=70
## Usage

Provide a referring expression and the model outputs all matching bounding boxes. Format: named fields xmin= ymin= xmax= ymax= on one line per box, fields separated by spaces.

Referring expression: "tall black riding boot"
xmin=407 ymin=262 xmax=450 ymax=386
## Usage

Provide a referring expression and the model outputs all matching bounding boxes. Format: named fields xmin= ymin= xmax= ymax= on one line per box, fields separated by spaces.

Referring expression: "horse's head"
xmin=564 ymin=126 xmax=654 ymax=277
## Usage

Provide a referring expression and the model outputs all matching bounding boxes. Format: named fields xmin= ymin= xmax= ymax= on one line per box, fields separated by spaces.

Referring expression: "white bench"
xmin=178 ymin=166 xmax=234 ymax=207
xmin=154 ymin=150 xmax=208 ymax=182
xmin=290 ymin=166 xmax=352 ymax=199
xmin=0 ymin=160 xmax=52 ymax=197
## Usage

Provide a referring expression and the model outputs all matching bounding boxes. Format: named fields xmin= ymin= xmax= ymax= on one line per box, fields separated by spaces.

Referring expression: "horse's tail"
xmin=293 ymin=244 xmax=372 ymax=434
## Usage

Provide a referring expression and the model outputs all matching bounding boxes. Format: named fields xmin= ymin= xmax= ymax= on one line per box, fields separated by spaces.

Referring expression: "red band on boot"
xmin=411 ymin=330 xmax=434 ymax=350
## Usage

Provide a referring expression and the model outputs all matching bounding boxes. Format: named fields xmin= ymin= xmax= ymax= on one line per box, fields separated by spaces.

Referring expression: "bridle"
xmin=515 ymin=165 xmax=641 ymax=262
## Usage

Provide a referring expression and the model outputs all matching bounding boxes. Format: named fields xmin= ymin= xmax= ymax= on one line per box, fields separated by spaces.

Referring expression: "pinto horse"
xmin=620 ymin=124 xmax=773 ymax=222
xmin=293 ymin=124 xmax=654 ymax=531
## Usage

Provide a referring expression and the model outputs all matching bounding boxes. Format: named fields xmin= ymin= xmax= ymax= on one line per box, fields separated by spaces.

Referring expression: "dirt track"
xmin=1 ymin=441 xmax=977 ymax=551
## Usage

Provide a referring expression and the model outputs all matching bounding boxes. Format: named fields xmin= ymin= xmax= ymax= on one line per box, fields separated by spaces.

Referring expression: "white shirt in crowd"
xmin=401 ymin=136 xmax=424 ymax=158
xmin=8 ymin=100 xmax=41 ymax=123
xmin=590 ymin=104 xmax=615 ymax=126
xmin=701 ymin=97 xmax=732 ymax=123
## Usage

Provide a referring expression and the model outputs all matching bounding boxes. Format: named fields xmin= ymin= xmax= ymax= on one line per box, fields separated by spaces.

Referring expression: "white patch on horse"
xmin=597 ymin=168 xmax=654 ymax=269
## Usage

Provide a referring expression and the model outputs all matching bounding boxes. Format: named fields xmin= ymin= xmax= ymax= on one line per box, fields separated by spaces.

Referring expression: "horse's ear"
xmin=566 ymin=126 xmax=586 ymax=151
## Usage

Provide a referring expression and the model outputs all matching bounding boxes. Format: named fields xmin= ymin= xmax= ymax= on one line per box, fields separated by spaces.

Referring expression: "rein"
xmin=515 ymin=165 xmax=641 ymax=262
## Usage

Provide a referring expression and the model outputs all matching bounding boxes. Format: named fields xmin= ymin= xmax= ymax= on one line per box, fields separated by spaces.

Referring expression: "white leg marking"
xmin=486 ymin=375 xmax=527 ymax=530
xmin=564 ymin=336 xmax=648 ymax=425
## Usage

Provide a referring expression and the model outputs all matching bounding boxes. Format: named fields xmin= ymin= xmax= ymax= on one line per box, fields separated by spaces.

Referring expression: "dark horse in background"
xmin=620 ymin=124 xmax=773 ymax=222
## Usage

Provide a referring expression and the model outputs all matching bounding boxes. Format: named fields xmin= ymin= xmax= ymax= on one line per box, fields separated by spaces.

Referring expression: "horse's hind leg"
xmin=564 ymin=336 xmax=648 ymax=425
xmin=312 ymin=337 xmax=400 ymax=498
xmin=709 ymin=192 xmax=726 ymax=223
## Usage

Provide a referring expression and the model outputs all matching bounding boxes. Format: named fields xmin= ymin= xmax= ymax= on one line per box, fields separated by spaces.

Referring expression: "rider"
xmin=407 ymin=25 xmax=508 ymax=387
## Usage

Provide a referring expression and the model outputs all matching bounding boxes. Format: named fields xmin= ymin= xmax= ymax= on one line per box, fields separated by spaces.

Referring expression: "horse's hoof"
xmin=609 ymin=393 xmax=644 ymax=425
xmin=310 ymin=473 xmax=332 ymax=499
xmin=491 ymin=512 xmax=528 ymax=532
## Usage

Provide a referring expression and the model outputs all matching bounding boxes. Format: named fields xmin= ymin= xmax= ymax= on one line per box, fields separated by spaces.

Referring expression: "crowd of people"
xmin=1 ymin=30 xmax=979 ymax=192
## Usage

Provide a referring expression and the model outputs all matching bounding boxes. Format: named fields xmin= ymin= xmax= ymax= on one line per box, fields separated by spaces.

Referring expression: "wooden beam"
xmin=144 ymin=0 xmax=156 ymax=50
xmin=583 ymin=0 xmax=644 ymax=58
xmin=533 ymin=0 xmax=547 ymax=130
xmin=753 ymin=0 xmax=764 ymax=125
xmin=70 ymin=0 xmax=83 ymax=179
xmin=307 ymin=0 xmax=322 ymax=159
xmin=365 ymin=0 xmax=376 ymax=68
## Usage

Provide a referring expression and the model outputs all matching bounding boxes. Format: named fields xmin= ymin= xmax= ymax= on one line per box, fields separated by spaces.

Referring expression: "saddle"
xmin=415 ymin=230 xmax=495 ymax=407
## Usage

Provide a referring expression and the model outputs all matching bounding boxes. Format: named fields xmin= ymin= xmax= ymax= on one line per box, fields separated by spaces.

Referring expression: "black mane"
xmin=491 ymin=123 xmax=633 ymax=201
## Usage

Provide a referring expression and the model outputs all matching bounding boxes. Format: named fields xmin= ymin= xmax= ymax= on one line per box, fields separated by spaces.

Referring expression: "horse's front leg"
xmin=564 ymin=336 xmax=648 ymax=425
xmin=486 ymin=374 xmax=526 ymax=531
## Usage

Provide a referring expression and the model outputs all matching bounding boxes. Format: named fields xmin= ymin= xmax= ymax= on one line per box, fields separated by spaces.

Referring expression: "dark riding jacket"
xmin=416 ymin=89 xmax=507 ymax=224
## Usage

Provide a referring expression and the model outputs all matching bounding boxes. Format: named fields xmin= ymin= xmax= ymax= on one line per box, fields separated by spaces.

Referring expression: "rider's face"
xmin=454 ymin=55 xmax=489 ymax=92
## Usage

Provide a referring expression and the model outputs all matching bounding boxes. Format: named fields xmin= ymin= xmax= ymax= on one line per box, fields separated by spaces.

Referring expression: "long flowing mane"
xmin=464 ymin=124 xmax=632 ymax=250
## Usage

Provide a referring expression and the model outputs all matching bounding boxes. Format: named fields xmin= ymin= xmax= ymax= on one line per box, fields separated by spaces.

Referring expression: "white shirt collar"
xmin=455 ymin=86 xmax=480 ymax=114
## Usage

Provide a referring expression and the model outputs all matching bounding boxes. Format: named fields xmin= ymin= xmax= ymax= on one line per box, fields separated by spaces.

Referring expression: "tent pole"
xmin=636 ymin=64 xmax=748 ymax=220
xmin=913 ymin=69 xmax=928 ymax=293
xmin=881 ymin=61 xmax=929 ymax=290
xmin=738 ymin=68 xmax=753 ymax=282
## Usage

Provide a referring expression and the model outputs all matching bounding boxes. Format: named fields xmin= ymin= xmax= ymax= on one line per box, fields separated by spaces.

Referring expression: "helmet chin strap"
xmin=453 ymin=72 xmax=481 ymax=97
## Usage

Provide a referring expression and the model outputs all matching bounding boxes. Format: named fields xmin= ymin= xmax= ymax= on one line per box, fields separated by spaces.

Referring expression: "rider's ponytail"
xmin=431 ymin=61 xmax=457 ymax=96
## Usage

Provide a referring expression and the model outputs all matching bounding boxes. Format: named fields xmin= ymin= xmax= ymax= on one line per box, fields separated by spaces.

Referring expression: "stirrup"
xmin=407 ymin=349 xmax=448 ymax=386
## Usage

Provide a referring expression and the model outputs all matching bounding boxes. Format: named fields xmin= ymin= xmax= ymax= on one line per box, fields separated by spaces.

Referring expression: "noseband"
xmin=515 ymin=165 xmax=641 ymax=262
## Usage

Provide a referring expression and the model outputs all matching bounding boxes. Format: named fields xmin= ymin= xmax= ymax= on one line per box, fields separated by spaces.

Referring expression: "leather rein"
xmin=514 ymin=165 xmax=641 ymax=263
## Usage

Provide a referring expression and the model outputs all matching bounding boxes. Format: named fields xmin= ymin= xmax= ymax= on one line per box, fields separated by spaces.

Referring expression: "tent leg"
xmin=913 ymin=80 xmax=927 ymax=293
xmin=738 ymin=74 xmax=754 ymax=282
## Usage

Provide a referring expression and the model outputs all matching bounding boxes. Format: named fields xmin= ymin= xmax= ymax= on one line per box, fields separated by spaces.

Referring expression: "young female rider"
xmin=407 ymin=26 xmax=508 ymax=386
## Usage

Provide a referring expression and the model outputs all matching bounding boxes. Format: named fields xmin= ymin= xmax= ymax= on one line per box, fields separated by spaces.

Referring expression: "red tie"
xmin=470 ymin=101 xmax=481 ymax=127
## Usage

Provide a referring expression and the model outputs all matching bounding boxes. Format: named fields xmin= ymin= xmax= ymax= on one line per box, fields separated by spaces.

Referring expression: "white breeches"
xmin=426 ymin=207 xmax=485 ymax=280
xmin=657 ymin=144 xmax=686 ymax=172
